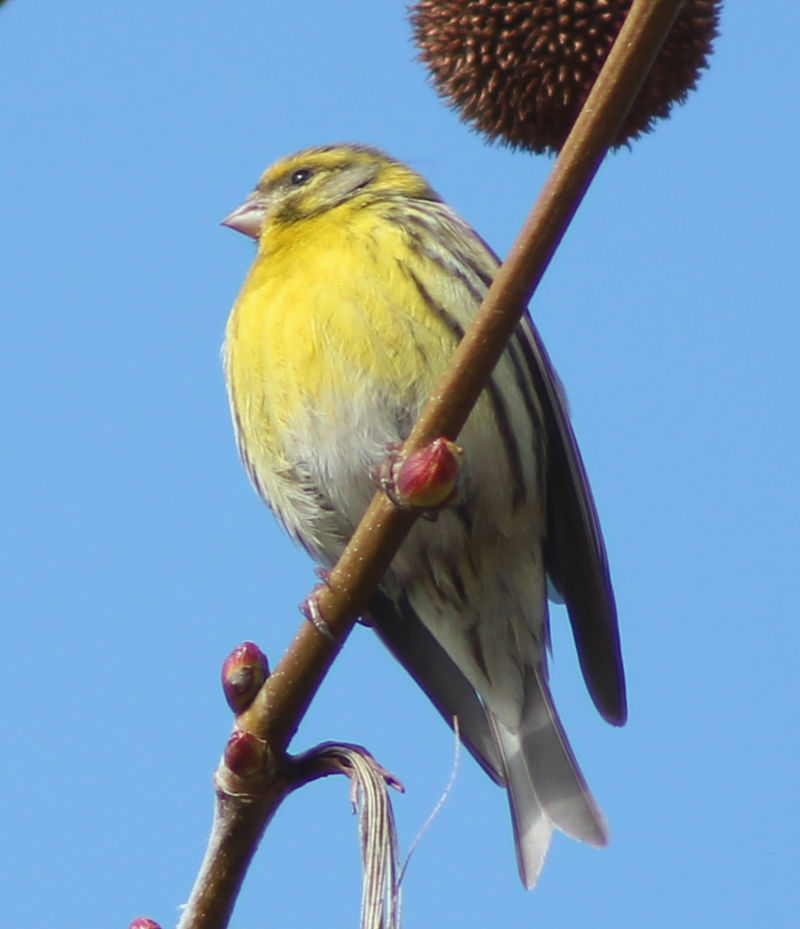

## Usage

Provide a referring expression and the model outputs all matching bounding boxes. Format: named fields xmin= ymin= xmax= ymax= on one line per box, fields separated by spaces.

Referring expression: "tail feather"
xmin=492 ymin=668 xmax=608 ymax=889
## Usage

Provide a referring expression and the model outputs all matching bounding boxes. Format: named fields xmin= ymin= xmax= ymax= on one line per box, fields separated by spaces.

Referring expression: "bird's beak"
xmin=221 ymin=193 xmax=265 ymax=240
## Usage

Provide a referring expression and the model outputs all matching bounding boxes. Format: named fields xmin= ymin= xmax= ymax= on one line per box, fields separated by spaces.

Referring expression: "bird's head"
xmin=222 ymin=143 xmax=439 ymax=240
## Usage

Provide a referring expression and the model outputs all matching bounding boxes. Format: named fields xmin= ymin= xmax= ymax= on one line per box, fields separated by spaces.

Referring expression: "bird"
xmin=221 ymin=143 xmax=626 ymax=888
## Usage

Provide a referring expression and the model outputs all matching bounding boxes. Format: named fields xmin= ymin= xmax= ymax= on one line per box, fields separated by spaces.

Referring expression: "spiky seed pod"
xmin=410 ymin=0 xmax=721 ymax=153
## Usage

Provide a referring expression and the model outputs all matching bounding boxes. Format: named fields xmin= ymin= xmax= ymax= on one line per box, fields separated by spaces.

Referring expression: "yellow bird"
xmin=222 ymin=143 xmax=626 ymax=888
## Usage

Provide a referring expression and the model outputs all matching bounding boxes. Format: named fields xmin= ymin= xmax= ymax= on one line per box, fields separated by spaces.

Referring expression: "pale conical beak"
xmin=221 ymin=193 xmax=265 ymax=239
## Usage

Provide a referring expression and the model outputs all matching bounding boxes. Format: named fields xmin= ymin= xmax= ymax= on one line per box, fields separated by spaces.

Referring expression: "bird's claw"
xmin=300 ymin=582 xmax=340 ymax=646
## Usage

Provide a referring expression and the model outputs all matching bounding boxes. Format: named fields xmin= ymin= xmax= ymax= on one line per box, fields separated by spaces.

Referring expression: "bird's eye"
xmin=290 ymin=168 xmax=313 ymax=186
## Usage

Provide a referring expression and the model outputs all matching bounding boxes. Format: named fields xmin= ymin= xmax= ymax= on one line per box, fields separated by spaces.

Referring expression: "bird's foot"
xmin=300 ymin=573 xmax=340 ymax=646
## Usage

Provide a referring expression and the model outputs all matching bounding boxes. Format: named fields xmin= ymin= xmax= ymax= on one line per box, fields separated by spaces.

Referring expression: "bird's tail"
xmin=491 ymin=667 xmax=609 ymax=889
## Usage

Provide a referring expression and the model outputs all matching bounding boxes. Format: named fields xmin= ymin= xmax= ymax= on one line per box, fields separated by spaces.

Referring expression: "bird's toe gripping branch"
xmin=377 ymin=437 xmax=463 ymax=515
xmin=299 ymin=570 xmax=342 ymax=646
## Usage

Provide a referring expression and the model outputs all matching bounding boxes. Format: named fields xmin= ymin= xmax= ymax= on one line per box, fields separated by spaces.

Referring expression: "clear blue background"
xmin=2 ymin=2 xmax=797 ymax=927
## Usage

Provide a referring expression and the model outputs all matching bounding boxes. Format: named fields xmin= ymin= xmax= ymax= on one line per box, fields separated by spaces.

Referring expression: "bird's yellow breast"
xmin=223 ymin=202 xmax=456 ymax=478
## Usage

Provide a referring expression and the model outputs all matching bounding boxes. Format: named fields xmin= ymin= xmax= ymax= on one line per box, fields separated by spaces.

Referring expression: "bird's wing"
xmin=364 ymin=590 xmax=505 ymax=783
xmin=514 ymin=316 xmax=627 ymax=725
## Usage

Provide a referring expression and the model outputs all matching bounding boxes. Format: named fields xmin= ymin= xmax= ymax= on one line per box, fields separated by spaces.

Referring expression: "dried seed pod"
xmin=410 ymin=0 xmax=720 ymax=153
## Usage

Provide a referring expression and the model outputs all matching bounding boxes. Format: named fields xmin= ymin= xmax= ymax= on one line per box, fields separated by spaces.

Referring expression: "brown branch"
xmin=174 ymin=2 xmax=686 ymax=926
xmin=175 ymin=743 xmax=401 ymax=929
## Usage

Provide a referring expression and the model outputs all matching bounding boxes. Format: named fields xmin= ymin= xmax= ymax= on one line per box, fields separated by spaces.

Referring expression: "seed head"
xmin=410 ymin=0 xmax=721 ymax=153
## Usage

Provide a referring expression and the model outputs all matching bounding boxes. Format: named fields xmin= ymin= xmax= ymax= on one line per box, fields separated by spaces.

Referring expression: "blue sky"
xmin=2 ymin=2 xmax=798 ymax=927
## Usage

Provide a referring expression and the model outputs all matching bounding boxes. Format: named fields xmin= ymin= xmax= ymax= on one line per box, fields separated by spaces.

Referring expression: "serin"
xmin=222 ymin=143 xmax=626 ymax=888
